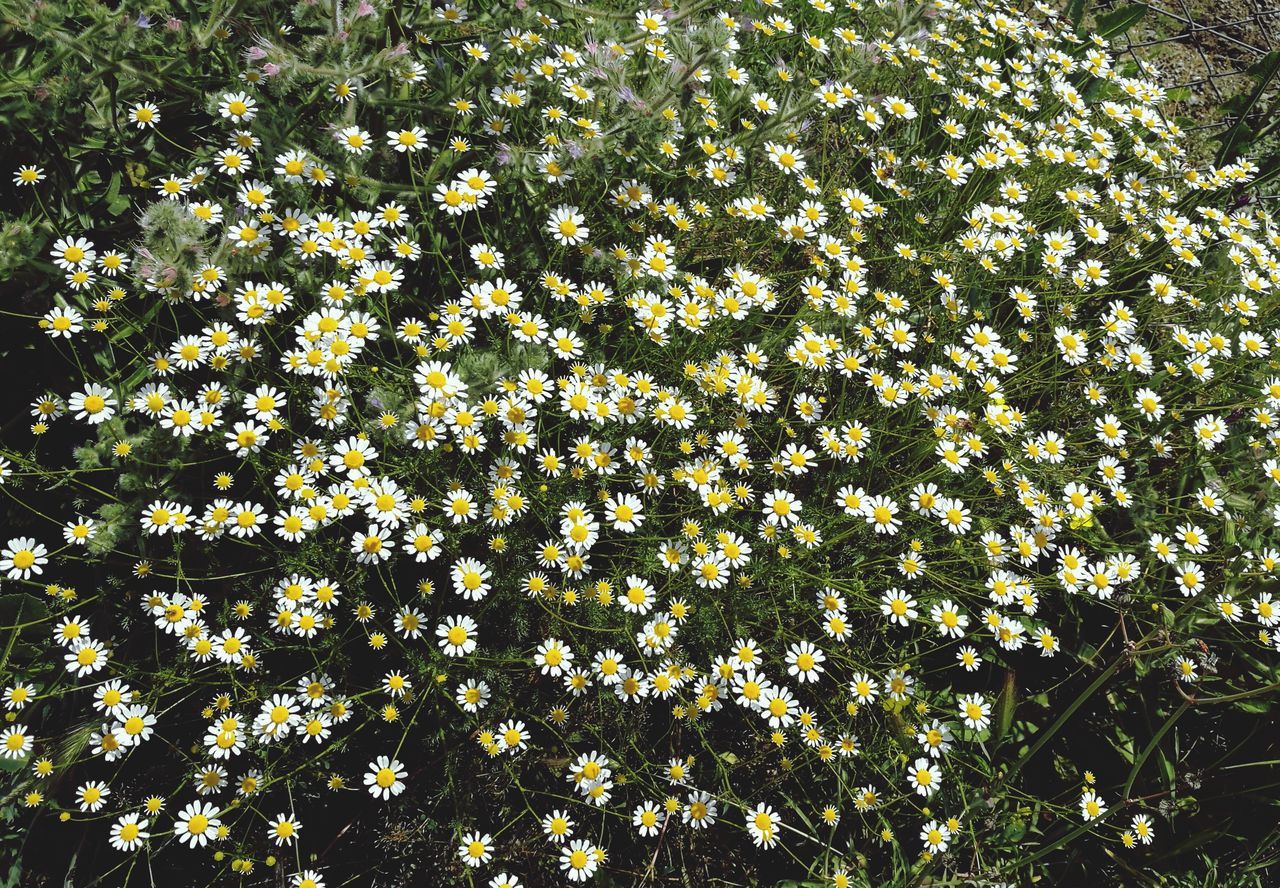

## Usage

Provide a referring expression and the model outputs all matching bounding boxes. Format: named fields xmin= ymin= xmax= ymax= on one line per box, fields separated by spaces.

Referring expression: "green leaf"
xmin=0 ymin=593 xmax=49 ymax=672
xmin=993 ymin=668 xmax=1017 ymax=744
xmin=1233 ymin=698 xmax=1273 ymax=715
xmin=0 ymin=756 xmax=23 ymax=774
xmin=0 ymin=593 xmax=48 ymax=642
xmin=103 ymin=170 xmax=129 ymax=216
xmin=1245 ymin=152 xmax=1280 ymax=194
xmin=1067 ymin=0 xmax=1088 ymax=28
xmin=1158 ymin=750 xmax=1175 ymax=789
xmin=1214 ymin=51 xmax=1280 ymax=165
xmin=1093 ymin=4 xmax=1147 ymax=41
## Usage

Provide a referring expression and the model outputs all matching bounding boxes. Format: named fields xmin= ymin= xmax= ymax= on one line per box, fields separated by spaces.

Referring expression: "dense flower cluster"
xmin=4 ymin=0 xmax=1279 ymax=883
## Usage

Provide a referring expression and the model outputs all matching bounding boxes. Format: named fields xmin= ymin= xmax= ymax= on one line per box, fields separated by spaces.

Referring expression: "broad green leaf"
xmin=1067 ymin=0 xmax=1088 ymax=28
xmin=1093 ymin=4 xmax=1147 ymax=41
xmin=1214 ymin=51 xmax=1280 ymax=164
